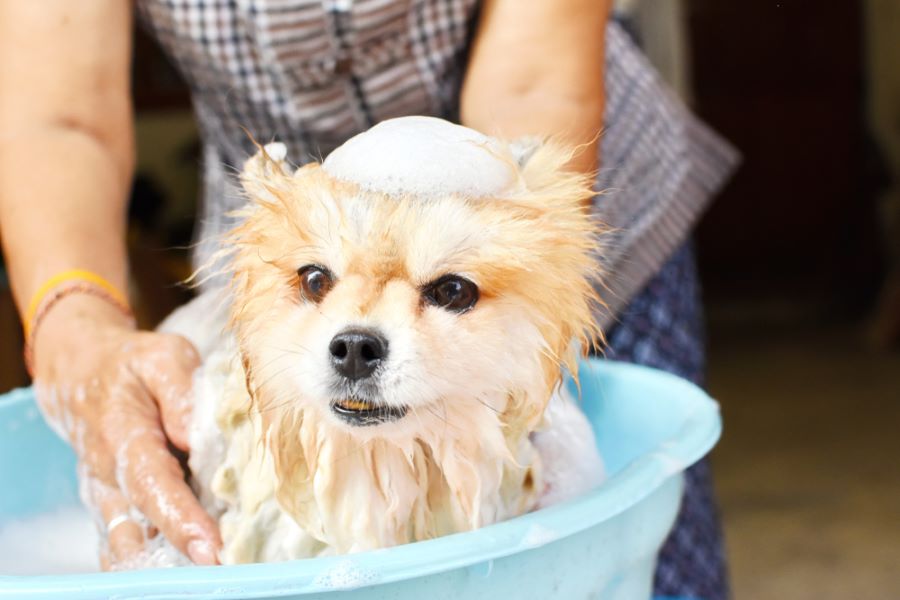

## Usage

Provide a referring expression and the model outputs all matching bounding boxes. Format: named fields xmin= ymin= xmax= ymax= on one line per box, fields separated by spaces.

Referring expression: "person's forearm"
xmin=460 ymin=0 xmax=609 ymax=178
xmin=0 ymin=0 xmax=134 ymax=319
xmin=0 ymin=4 xmax=225 ymax=566
xmin=0 ymin=126 xmax=133 ymax=316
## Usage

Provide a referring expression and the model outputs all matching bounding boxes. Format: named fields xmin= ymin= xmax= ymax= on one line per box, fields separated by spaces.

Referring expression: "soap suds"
xmin=322 ymin=116 xmax=520 ymax=199
xmin=312 ymin=559 xmax=380 ymax=590
xmin=531 ymin=387 xmax=605 ymax=509
xmin=0 ymin=505 xmax=190 ymax=575
xmin=0 ymin=506 xmax=100 ymax=575
xmin=108 ymin=534 xmax=190 ymax=571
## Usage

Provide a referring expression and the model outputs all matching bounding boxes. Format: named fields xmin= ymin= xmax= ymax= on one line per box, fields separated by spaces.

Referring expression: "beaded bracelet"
xmin=23 ymin=270 xmax=135 ymax=376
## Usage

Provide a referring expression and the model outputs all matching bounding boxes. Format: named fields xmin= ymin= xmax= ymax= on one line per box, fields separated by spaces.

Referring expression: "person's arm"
xmin=0 ymin=1 xmax=220 ymax=567
xmin=461 ymin=0 xmax=609 ymax=177
xmin=0 ymin=1 xmax=132 ymax=304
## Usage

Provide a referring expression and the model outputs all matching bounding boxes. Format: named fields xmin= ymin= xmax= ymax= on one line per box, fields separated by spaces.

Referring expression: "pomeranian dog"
xmin=161 ymin=116 xmax=605 ymax=564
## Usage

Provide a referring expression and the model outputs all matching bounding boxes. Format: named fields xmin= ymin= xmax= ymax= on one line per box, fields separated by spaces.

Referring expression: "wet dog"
xmin=162 ymin=117 xmax=605 ymax=563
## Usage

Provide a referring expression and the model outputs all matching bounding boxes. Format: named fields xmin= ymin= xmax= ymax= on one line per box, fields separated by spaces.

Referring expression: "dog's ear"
xmin=240 ymin=142 xmax=293 ymax=203
xmin=515 ymin=141 xmax=596 ymax=205
xmin=493 ymin=138 xmax=605 ymax=388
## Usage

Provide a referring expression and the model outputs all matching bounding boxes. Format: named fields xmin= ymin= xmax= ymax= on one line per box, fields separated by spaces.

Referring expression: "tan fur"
xmin=205 ymin=138 xmax=605 ymax=561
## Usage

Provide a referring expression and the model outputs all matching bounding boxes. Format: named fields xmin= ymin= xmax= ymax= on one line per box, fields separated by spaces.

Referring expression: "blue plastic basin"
xmin=0 ymin=360 xmax=720 ymax=599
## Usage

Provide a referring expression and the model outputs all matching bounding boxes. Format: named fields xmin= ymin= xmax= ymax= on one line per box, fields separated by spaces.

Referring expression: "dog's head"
xmin=222 ymin=117 xmax=603 ymax=546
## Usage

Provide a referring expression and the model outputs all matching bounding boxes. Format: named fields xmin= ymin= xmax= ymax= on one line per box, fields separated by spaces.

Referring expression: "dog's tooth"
xmin=339 ymin=399 xmax=372 ymax=411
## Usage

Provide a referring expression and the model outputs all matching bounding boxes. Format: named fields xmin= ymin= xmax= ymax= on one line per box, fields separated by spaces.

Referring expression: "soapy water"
xmin=0 ymin=505 xmax=100 ymax=575
xmin=108 ymin=533 xmax=191 ymax=571
xmin=0 ymin=390 xmax=602 ymax=577
xmin=0 ymin=504 xmax=190 ymax=575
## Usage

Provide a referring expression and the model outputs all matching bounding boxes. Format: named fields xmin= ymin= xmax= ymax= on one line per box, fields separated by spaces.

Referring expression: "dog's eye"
xmin=423 ymin=275 xmax=479 ymax=313
xmin=297 ymin=265 xmax=334 ymax=303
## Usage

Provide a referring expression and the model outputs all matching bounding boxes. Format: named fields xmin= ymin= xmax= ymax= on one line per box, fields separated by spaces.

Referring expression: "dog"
xmin=160 ymin=116 xmax=605 ymax=564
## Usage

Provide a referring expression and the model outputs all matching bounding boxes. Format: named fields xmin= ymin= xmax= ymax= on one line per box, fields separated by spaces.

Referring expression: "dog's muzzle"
xmin=331 ymin=398 xmax=408 ymax=426
xmin=328 ymin=327 xmax=405 ymax=425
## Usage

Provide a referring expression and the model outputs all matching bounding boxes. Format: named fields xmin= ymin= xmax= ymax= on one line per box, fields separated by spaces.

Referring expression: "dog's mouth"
xmin=331 ymin=398 xmax=408 ymax=426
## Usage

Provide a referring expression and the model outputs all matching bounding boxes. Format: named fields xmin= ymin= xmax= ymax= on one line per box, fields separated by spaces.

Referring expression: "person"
xmin=0 ymin=1 xmax=735 ymax=597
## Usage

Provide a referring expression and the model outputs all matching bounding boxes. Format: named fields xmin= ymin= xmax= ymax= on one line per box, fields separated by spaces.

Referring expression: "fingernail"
xmin=187 ymin=539 xmax=218 ymax=565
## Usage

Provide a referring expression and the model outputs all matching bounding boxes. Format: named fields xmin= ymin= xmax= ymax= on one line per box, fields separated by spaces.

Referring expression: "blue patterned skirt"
xmin=603 ymin=244 xmax=729 ymax=600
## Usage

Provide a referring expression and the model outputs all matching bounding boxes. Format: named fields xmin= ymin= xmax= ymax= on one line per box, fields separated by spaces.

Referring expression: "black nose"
xmin=329 ymin=329 xmax=388 ymax=380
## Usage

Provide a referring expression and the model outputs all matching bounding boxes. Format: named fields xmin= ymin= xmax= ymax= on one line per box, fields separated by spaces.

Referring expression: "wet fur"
xmin=168 ymin=135 xmax=605 ymax=562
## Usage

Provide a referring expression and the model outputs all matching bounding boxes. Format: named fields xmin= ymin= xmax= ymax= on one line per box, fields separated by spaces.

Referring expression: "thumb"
xmin=134 ymin=332 xmax=201 ymax=451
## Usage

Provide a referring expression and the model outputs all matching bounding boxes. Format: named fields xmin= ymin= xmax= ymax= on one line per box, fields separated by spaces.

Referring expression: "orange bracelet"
xmin=23 ymin=270 xmax=134 ymax=376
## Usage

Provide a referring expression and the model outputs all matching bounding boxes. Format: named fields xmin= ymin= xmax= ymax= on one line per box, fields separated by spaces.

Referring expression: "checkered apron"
xmin=138 ymin=2 xmax=736 ymax=598
xmin=605 ymin=243 xmax=730 ymax=600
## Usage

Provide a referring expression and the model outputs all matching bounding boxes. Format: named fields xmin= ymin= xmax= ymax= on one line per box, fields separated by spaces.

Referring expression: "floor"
xmin=706 ymin=303 xmax=900 ymax=599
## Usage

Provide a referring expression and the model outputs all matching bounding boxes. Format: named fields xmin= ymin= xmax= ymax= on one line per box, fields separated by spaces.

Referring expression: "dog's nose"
xmin=329 ymin=329 xmax=388 ymax=380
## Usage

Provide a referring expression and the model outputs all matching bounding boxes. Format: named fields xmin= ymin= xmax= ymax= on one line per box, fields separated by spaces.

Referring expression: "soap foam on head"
xmin=322 ymin=116 xmax=520 ymax=199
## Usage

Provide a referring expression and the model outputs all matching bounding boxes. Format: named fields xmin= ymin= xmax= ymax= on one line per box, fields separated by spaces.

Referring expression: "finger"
xmin=78 ymin=428 xmax=118 ymax=484
xmin=134 ymin=333 xmax=201 ymax=451
xmin=80 ymin=470 xmax=145 ymax=568
xmin=106 ymin=400 xmax=221 ymax=565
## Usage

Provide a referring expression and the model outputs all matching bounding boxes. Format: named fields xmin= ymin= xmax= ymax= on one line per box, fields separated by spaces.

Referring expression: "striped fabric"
xmin=136 ymin=0 xmax=738 ymax=327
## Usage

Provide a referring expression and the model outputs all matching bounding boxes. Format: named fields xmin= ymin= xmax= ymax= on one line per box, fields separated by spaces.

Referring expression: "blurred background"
xmin=0 ymin=1 xmax=897 ymax=598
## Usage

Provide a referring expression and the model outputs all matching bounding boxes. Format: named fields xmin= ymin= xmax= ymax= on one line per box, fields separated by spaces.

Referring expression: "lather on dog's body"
xmin=161 ymin=117 xmax=605 ymax=564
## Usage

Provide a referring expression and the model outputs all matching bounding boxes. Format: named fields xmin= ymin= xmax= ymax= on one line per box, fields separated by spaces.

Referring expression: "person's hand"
xmin=30 ymin=294 xmax=221 ymax=569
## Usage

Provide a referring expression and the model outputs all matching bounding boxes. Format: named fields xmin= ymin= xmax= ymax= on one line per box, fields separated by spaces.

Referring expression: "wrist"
xmin=29 ymin=292 xmax=136 ymax=379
